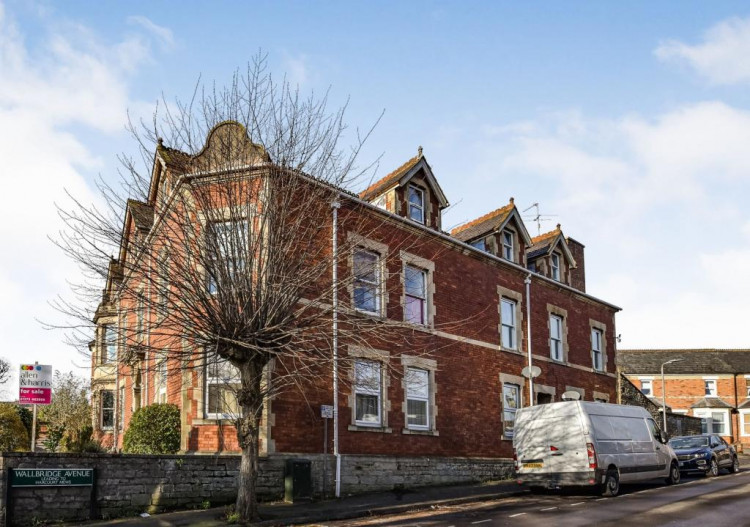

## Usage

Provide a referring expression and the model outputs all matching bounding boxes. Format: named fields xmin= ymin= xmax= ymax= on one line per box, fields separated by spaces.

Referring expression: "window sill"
xmin=348 ymin=425 xmax=392 ymax=433
xmin=193 ymin=418 xmax=237 ymax=425
xmin=353 ymin=308 xmax=386 ymax=320
xmin=402 ymin=428 xmax=439 ymax=437
xmin=501 ymin=347 xmax=522 ymax=355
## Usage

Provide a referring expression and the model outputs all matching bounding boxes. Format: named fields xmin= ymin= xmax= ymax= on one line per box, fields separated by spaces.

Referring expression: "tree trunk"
xmin=235 ymin=360 xmax=265 ymax=522
xmin=236 ymin=421 xmax=260 ymax=522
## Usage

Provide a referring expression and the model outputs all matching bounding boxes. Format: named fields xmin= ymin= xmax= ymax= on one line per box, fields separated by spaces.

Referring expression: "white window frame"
xmin=502 ymin=383 xmax=521 ymax=439
xmin=740 ymin=410 xmax=750 ymax=437
xmin=102 ymin=325 xmax=117 ymax=364
xmin=694 ymin=408 xmax=729 ymax=435
xmin=405 ymin=367 xmax=430 ymax=431
xmin=641 ymin=379 xmax=653 ymax=396
xmin=591 ymin=328 xmax=603 ymax=371
xmin=354 ymin=359 xmax=382 ymax=427
xmin=549 ymin=314 xmax=563 ymax=361
xmin=550 ymin=253 xmax=560 ymax=281
xmin=502 ymin=230 xmax=515 ymax=262
xmin=408 ymin=185 xmax=425 ymax=224
xmin=404 ymin=264 xmax=427 ymax=325
xmin=157 ymin=358 xmax=168 ymax=404
xmin=100 ymin=390 xmax=115 ymax=430
xmin=353 ymin=248 xmax=382 ymax=315
xmin=501 ymin=298 xmax=517 ymax=350
xmin=206 ymin=218 xmax=249 ymax=294
xmin=204 ymin=353 xmax=241 ymax=420
xmin=704 ymin=379 xmax=718 ymax=397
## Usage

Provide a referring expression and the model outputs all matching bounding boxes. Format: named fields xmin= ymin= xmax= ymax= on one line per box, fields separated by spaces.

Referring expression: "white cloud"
xmin=127 ymin=15 xmax=175 ymax=51
xmin=655 ymin=16 xmax=750 ymax=85
xmin=0 ymin=3 xmax=169 ymax=399
xmin=446 ymin=100 xmax=750 ymax=349
xmin=282 ymin=52 xmax=311 ymax=87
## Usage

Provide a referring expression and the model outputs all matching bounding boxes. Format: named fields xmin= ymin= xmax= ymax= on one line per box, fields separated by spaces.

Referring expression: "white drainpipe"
xmin=525 ymin=274 xmax=534 ymax=406
xmin=331 ymin=198 xmax=341 ymax=498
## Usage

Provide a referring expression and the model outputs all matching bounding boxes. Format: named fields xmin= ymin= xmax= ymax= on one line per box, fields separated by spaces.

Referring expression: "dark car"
xmin=668 ymin=434 xmax=740 ymax=476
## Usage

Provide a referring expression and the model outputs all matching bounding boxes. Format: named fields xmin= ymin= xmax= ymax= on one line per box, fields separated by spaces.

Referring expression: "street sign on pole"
xmin=19 ymin=364 xmax=53 ymax=405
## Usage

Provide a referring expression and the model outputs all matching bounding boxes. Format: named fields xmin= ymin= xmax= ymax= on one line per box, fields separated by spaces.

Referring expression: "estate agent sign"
xmin=19 ymin=364 xmax=52 ymax=405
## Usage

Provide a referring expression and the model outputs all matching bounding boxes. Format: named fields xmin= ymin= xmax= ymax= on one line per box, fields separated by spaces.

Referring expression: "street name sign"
xmin=19 ymin=364 xmax=52 ymax=405
xmin=10 ymin=468 xmax=94 ymax=487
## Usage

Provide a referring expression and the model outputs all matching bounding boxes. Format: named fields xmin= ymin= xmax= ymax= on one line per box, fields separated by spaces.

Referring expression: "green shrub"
xmin=0 ymin=403 xmax=30 ymax=452
xmin=16 ymin=405 xmax=34 ymax=437
xmin=63 ymin=425 xmax=103 ymax=453
xmin=123 ymin=403 xmax=181 ymax=454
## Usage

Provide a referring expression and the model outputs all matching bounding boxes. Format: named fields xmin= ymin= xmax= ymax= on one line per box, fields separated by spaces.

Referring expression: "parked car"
xmin=668 ymin=434 xmax=740 ymax=476
xmin=513 ymin=401 xmax=680 ymax=497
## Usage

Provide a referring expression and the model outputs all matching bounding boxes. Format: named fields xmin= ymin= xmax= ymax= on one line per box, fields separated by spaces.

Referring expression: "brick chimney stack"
xmin=567 ymin=237 xmax=586 ymax=292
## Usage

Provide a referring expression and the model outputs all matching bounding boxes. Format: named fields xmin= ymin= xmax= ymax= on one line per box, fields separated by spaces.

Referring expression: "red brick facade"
xmin=91 ymin=122 xmax=620 ymax=465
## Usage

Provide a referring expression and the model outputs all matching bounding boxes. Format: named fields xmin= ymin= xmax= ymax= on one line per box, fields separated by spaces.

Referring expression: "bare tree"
xmin=0 ymin=357 xmax=10 ymax=385
xmin=51 ymin=55 xmax=458 ymax=521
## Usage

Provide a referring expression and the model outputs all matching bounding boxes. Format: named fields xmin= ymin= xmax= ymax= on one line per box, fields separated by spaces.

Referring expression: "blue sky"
xmin=2 ymin=1 xmax=750 ymax=396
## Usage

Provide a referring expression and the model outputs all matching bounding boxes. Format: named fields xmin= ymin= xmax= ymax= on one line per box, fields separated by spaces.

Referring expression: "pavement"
xmin=78 ymin=479 xmax=525 ymax=526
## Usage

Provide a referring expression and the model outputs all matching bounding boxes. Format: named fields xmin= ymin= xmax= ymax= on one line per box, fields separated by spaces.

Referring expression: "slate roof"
xmin=618 ymin=349 xmax=750 ymax=375
xmin=127 ymin=200 xmax=154 ymax=231
xmin=156 ymin=140 xmax=191 ymax=170
xmin=359 ymin=152 xmax=422 ymax=201
xmin=690 ymin=397 xmax=734 ymax=409
xmin=526 ymin=227 xmax=561 ymax=259
xmin=451 ymin=202 xmax=515 ymax=242
xmin=738 ymin=398 xmax=750 ymax=409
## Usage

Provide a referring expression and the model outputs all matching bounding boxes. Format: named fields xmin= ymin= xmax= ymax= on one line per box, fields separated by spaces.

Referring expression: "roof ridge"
xmin=359 ymin=151 xmax=422 ymax=200
xmin=450 ymin=202 xmax=514 ymax=235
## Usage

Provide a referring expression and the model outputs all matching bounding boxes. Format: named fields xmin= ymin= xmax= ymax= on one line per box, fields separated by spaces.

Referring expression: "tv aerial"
xmin=522 ymin=203 xmax=558 ymax=236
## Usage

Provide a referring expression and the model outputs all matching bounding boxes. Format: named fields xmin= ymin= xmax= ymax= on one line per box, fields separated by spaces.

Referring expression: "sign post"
xmin=321 ymin=405 xmax=334 ymax=497
xmin=19 ymin=363 xmax=53 ymax=452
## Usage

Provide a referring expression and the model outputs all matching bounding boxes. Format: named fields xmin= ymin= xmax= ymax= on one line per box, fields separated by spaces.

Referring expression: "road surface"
xmin=318 ymin=470 xmax=750 ymax=526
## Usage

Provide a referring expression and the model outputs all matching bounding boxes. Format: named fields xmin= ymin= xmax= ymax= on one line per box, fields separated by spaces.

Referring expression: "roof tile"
xmin=451 ymin=202 xmax=515 ymax=242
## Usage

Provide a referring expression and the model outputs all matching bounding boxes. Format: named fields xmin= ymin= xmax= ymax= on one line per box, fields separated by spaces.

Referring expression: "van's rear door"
xmin=514 ymin=404 xmax=590 ymax=478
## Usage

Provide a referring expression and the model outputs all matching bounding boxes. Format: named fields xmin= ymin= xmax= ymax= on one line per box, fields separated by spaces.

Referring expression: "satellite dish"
xmin=561 ymin=390 xmax=582 ymax=401
xmin=521 ymin=366 xmax=542 ymax=379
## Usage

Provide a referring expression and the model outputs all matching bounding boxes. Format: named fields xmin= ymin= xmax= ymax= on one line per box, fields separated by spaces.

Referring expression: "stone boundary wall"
xmin=0 ymin=452 xmax=512 ymax=526
xmin=619 ymin=374 xmax=703 ymax=437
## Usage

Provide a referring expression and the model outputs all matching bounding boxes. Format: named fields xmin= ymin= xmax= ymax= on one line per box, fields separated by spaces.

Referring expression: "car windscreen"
xmin=669 ymin=436 xmax=709 ymax=449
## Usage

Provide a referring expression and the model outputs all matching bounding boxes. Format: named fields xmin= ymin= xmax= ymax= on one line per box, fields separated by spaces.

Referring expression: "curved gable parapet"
xmin=192 ymin=121 xmax=272 ymax=173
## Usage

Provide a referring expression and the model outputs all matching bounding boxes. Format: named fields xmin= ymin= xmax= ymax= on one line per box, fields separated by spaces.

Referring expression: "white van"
xmin=512 ymin=401 xmax=680 ymax=496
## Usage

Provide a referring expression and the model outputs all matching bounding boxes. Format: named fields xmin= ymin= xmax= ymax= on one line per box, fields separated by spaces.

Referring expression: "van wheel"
xmin=665 ymin=462 xmax=680 ymax=485
xmin=729 ymin=456 xmax=740 ymax=474
xmin=707 ymin=458 xmax=719 ymax=477
xmin=602 ymin=469 xmax=620 ymax=497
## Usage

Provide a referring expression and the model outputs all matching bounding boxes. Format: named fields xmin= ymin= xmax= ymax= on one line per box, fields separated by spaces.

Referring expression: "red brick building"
xmin=90 ymin=122 xmax=620 ymax=492
xmin=619 ymin=349 xmax=750 ymax=450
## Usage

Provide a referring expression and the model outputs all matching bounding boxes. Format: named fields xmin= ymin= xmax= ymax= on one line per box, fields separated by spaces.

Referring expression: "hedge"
xmin=123 ymin=403 xmax=181 ymax=454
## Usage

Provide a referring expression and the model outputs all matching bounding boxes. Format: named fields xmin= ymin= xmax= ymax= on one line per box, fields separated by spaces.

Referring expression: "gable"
xmin=360 ymin=150 xmax=449 ymax=209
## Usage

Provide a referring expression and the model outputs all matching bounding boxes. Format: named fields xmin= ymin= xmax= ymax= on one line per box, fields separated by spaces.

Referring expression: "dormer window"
xmin=373 ymin=195 xmax=387 ymax=210
xmin=502 ymin=230 xmax=514 ymax=262
xmin=550 ymin=253 xmax=560 ymax=281
xmin=408 ymin=186 xmax=425 ymax=224
xmin=470 ymin=239 xmax=486 ymax=252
